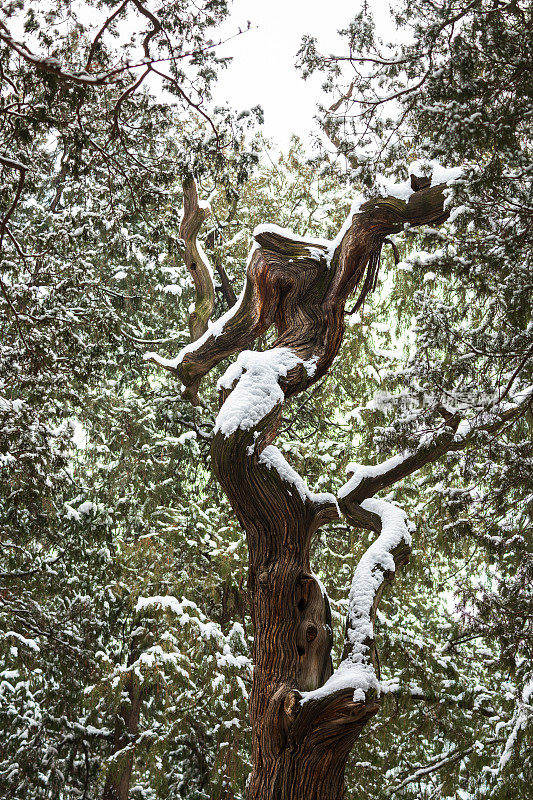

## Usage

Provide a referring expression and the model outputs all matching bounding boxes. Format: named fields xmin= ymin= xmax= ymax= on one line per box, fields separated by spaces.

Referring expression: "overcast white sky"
xmin=214 ymin=0 xmax=397 ymax=149
xmin=9 ymin=0 xmax=397 ymax=151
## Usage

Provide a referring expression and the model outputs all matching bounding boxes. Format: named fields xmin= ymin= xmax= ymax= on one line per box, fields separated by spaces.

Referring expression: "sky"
xmin=214 ymin=0 xmax=397 ymax=149
xmin=7 ymin=0 xmax=397 ymax=152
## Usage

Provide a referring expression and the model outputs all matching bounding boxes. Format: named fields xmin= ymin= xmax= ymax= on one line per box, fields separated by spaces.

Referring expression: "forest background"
xmin=0 ymin=0 xmax=531 ymax=798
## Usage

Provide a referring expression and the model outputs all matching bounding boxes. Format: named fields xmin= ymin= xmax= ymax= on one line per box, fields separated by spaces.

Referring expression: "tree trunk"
xmin=102 ymin=663 xmax=142 ymax=800
xmin=149 ymin=175 xmax=452 ymax=798
xmin=212 ymin=424 xmax=379 ymax=800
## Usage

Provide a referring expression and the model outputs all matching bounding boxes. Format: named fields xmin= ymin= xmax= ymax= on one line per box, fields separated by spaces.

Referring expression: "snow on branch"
xmin=258 ymin=445 xmax=338 ymax=511
xmin=389 ymin=737 xmax=503 ymax=795
xmin=338 ymin=384 xmax=533 ymax=504
xmin=498 ymin=676 xmax=533 ymax=771
xmin=134 ymin=595 xmax=250 ymax=670
xmin=144 ymin=283 xmax=247 ymax=372
xmin=301 ymin=498 xmax=412 ymax=706
xmin=339 ymin=454 xmax=408 ymax=499
xmin=375 ymin=159 xmax=463 ymax=201
xmin=214 ymin=348 xmax=317 ymax=438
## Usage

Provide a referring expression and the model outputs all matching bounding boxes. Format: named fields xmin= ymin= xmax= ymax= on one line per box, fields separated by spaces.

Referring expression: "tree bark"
xmin=149 ymin=175 xmax=452 ymax=798
xmin=180 ymin=179 xmax=215 ymax=342
xmin=102 ymin=636 xmax=145 ymax=800
xmin=211 ymin=423 xmax=381 ymax=799
xmin=102 ymin=672 xmax=142 ymax=800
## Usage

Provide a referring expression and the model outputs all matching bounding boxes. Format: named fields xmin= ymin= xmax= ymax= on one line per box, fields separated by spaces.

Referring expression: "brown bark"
xmin=102 ymin=672 xmax=142 ymax=800
xmin=150 ymin=174 xmax=453 ymax=798
xmin=180 ymin=179 xmax=215 ymax=342
xmin=211 ymin=423 xmax=381 ymax=799
xmin=160 ymin=182 xmax=448 ymax=405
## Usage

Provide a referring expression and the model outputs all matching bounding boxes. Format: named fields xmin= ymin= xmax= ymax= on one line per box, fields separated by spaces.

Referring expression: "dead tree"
xmin=146 ymin=175 xmax=467 ymax=798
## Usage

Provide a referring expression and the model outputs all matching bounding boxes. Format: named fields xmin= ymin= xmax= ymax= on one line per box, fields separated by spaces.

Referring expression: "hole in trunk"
xmin=297 ymin=598 xmax=306 ymax=612
xmin=296 ymin=644 xmax=305 ymax=657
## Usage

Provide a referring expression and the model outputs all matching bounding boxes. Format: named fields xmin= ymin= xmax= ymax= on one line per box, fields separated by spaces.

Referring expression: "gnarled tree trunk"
xmin=148 ymin=175 xmax=452 ymax=798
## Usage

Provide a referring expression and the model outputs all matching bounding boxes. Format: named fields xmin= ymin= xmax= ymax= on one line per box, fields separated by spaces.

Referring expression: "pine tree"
xmin=295 ymin=1 xmax=532 ymax=796
xmin=1 ymin=2 xmax=260 ymax=798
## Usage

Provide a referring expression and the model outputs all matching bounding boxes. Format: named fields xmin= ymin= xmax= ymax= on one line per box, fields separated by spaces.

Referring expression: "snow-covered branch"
xmin=389 ymin=736 xmax=504 ymax=795
xmin=338 ymin=385 xmax=533 ymax=504
xmin=300 ymin=497 xmax=412 ymax=707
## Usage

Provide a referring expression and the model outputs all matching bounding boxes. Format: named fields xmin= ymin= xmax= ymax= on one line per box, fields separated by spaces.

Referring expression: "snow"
xmin=143 ymin=260 xmax=249 ymax=372
xmin=258 ymin=445 xmax=338 ymax=509
xmin=409 ymin=158 xmax=464 ymax=187
xmin=303 ymin=355 xmax=318 ymax=377
xmin=511 ymin=383 xmax=533 ymax=404
xmin=454 ymin=419 xmax=471 ymax=441
xmin=338 ymin=454 xmax=407 ymax=499
xmin=0 ymin=396 xmax=24 ymax=413
xmin=447 ymin=204 xmax=468 ymax=223
xmin=177 ymin=430 xmax=196 ymax=445
xmin=429 ymin=163 xmax=464 ymax=185
xmin=64 ymin=504 xmax=80 ymax=522
xmin=300 ymin=497 xmax=411 ymax=705
xmin=195 ymin=239 xmax=214 ymax=282
xmin=253 ymin=222 xmax=329 ymax=254
xmin=136 ymin=595 xmax=191 ymax=616
xmin=375 ymin=159 xmax=463 ymax=204
xmin=78 ymin=501 xmax=96 ymax=515
xmin=328 ymin=194 xmax=366 ymax=258
xmin=214 ymin=348 xmax=317 ymax=438
xmin=523 ymin=677 xmax=533 ymax=706
xmin=216 ymin=644 xmax=249 ymax=670
xmin=376 ymin=174 xmax=413 ymax=201
xmin=254 ymin=194 xmax=365 ymax=267
xmin=6 ymin=632 xmax=40 ymax=652
xmin=162 ymin=284 xmax=182 ymax=295
xmin=70 ymin=419 xmax=87 ymax=449
xmin=136 ymin=596 xmax=222 ymax=642
xmin=499 ymin=675 xmax=533 ymax=769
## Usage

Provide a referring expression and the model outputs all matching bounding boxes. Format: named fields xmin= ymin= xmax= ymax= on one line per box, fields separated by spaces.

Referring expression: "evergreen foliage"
xmin=298 ymin=1 xmax=532 ymax=796
xmin=1 ymin=0 xmax=531 ymax=798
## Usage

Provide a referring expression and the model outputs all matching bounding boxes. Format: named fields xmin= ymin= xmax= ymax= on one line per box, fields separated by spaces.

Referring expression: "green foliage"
xmin=1 ymin=1 xmax=531 ymax=798
xmin=297 ymin=1 xmax=532 ymax=797
xmin=0 ymin=1 xmax=259 ymax=797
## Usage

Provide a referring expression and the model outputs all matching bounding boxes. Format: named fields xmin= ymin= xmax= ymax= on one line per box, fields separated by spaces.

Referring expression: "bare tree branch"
xmin=179 ymin=178 xmax=216 ymax=341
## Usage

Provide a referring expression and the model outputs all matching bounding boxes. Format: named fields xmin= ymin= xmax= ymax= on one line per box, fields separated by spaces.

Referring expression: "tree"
xmin=294 ymin=1 xmax=533 ymax=796
xmin=2 ymin=0 xmax=531 ymax=798
xmin=0 ymin=2 xmax=260 ymax=798
xmin=145 ymin=164 xmax=483 ymax=797
xmin=144 ymin=2 xmax=531 ymax=797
